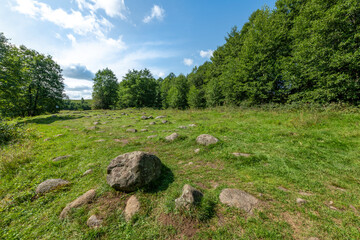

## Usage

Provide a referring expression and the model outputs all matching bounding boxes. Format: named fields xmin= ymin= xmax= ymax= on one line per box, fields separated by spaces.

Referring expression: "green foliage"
xmin=92 ymin=68 xmax=118 ymax=109
xmin=118 ymin=69 xmax=159 ymax=108
xmin=0 ymin=33 xmax=64 ymax=117
xmin=62 ymin=98 xmax=92 ymax=110
xmin=166 ymin=74 xmax=189 ymax=109
xmin=0 ymin=122 xmax=20 ymax=145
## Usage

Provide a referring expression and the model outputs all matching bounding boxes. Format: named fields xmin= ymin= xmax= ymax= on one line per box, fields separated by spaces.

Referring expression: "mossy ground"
xmin=1 ymin=107 xmax=360 ymax=239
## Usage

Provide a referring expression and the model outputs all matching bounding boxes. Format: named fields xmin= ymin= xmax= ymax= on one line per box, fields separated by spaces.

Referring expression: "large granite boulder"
xmin=106 ymin=151 xmax=162 ymax=192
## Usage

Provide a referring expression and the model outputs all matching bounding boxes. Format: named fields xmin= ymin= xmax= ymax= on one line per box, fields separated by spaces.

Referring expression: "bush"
xmin=0 ymin=122 xmax=20 ymax=145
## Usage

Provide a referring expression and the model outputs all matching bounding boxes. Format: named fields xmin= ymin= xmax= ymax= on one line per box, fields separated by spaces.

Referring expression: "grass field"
xmin=1 ymin=107 xmax=360 ymax=239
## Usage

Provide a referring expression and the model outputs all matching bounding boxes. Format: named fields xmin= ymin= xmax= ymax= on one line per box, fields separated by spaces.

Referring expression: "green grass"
xmin=1 ymin=107 xmax=360 ymax=239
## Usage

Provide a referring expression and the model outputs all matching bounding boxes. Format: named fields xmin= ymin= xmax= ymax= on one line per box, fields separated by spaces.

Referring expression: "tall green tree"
xmin=118 ymin=69 xmax=158 ymax=108
xmin=92 ymin=68 xmax=118 ymax=109
xmin=167 ymin=74 xmax=189 ymax=109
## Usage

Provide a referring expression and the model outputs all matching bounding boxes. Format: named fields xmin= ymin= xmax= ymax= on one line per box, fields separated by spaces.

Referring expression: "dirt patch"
xmin=158 ymin=213 xmax=199 ymax=239
xmin=281 ymin=212 xmax=313 ymax=239
xmin=88 ymin=191 xmax=126 ymax=218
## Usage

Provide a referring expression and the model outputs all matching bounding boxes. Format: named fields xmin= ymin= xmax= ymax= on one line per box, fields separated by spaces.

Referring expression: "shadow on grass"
xmin=19 ymin=115 xmax=83 ymax=125
xmin=144 ymin=164 xmax=174 ymax=193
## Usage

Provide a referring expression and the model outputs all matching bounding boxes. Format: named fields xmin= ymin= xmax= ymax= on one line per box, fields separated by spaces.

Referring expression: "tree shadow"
xmin=19 ymin=115 xmax=83 ymax=125
xmin=144 ymin=164 xmax=174 ymax=193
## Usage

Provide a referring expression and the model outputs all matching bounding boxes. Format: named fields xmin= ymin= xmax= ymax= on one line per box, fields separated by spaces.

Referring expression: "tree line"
xmin=0 ymin=33 xmax=64 ymax=117
xmin=93 ymin=0 xmax=360 ymax=110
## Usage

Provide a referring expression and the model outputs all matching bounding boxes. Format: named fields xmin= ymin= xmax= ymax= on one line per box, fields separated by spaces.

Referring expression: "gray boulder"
xmin=106 ymin=151 xmax=162 ymax=192
xmin=87 ymin=215 xmax=102 ymax=228
xmin=219 ymin=188 xmax=259 ymax=213
xmin=175 ymin=184 xmax=203 ymax=209
xmin=36 ymin=179 xmax=70 ymax=194
xmin=126 ymin=128 xmax=137 ymax=133
xmin=165 ymin=133 xmax=179 ymax=141
xmin=196 ymin=134 xmax=219 ymax=146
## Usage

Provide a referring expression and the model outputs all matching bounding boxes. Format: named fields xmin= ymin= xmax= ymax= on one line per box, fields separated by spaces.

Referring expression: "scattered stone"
xmin=155 ymin=116 xmax=166 ymax=119
xmin=161 ymin=120 xmax=168 ymax=124
xmin=87 ymin=215 xmax=102 ymax=228
xmin=194 ymin=148 xmax=200 ymax=153
xmin=175 ymin=184 xmax=203 ymax=209
xmin=88 ymin=126 xmax=96 ymax=130
xmin=106 ymin=151 xmax=162 ymax=192
xmin=188 ymin=124 xmax=197 ymax=127
xmin=299 ymin=191 xmax=313 ymax=196
xmin=54 ymin=134 xmax=64 ymax=137
xmin=124 ymin=195 xmax=140 ymax=221
xmin=178 ymin=126 xmax=187 ymax=129
xmin=147 ymin=135 xmax=158 ymax=139
xmin=296 ymin=198 xmax=307 ymax=204
xmin=60 ymin=189 xmax=96 ymax=219
xmin=149 ymin=122 xmax=156 ymax=125
xmin=278 ymin=186 xmax=289 ymax=192
xmin=83 ymin=169 xmax=93 ymax=176
xmin=126 ymin=128 xmax=137 ymax=133
xmin=141 ymin=115 xmax=153 ymax=120
xmin=44 ymin=138 xmax=51 ymax=142
xmin=329 ymin=206 xmax=339 ymax=211
xmin=52 ymin=155 xmax=71 ymax=162
xmin=232 ymin=152 xmax=251 ymax=157
xmin=219 ymin=188 xmax=259 ymax=213
xmin=94 ymin=139 xmax=105 ymax=142
xmin=121 ymin=125 xmax=132 ymax=128
xmin=140 ymin=129 xmax=148 ymax=132
xmin=185 ymin=162 xmax=193 ymax=166
xmin=165 ymin=133 xmax=179 ymax=141
xmin=36 ymin=179 xmax=70 ymax=194
xmin=93 ymin=122 xmax=100 ymax=125
xmin=196 ymin=134 xmax=219 ymax=146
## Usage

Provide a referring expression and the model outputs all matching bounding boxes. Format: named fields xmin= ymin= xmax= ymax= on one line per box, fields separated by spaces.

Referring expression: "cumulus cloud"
xmin=12 ymin=0 xmax=112 ymax=36
xmin=62 ymin=64 xmax=95 ymax=80
xmin=75 ymin=0 xmax=128 ymax=19
xmin=143 ymin=5 xmax=165 ymax=23
xmin=183 ymin=58 xmax=194 ymax=66
xmin=64 ymin=78 xmax=94 ymax=99
xmin=200 ymin=49 xmax=214 ymax=58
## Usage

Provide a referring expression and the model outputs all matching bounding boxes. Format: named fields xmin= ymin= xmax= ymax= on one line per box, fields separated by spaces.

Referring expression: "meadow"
xmin=1 ymin=107 xmax=360 ymax=239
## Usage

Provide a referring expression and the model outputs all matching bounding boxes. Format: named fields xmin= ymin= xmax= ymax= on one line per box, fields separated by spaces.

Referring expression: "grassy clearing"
xmin=1 ymin=107 xmax=360 ymax=239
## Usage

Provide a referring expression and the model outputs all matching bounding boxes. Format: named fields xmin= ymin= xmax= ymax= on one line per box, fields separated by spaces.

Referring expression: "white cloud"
xmin=183 ymin=58 xmax=194 ymax=66
xmin=67 ymin=34 xmax=77 ymax=45
xmin=76 ymin=0 xmax=128 ymax=19
xmin=200 ymin=49 xmax=214 ymax=58
xmin=143 ymin=5 xmax=165 ymax=23
xmin=13 ymin=0 xmax=112 ymax=36
xmin=64 ymin=78 xmax=94 ymax=99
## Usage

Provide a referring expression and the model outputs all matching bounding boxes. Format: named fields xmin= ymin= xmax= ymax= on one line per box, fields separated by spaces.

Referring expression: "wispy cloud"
xmin=183 ymin=58 xmax=194 ymax=66
xmin=143 ymin=5 xmax=165 ymax=23
xmin=12 ymin=0 xmax=112 ymax=36
xmin=200 ymin=49 xmax=214 ymax=58
xmin=75 ymin=0 xmax=128 ymax=19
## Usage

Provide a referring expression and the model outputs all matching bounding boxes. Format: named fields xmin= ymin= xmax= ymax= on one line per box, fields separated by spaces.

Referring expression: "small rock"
xmin=106 ymin=151 xmax=162 ymax=192
xmin=141 ymin=115 xmax=153 ymax=120
xmin=44 ymin=138 xmax=51 ymax=142
xmin=36 ymin=179 xmax=70 ymax=194
xmin=155 ymin=116 xmax=166 ymax=119
xmin=178 ymin=126 xmax=187 ymax=129
xmin=219 ymin=188 xmax=259 ymax=213
xmin=196 ymin=134 xmax=219 ymax=146
xmin=83 ymin=169 xmax=93 ymax=176
xmin=124 ymin=195 xmax=140 ymax=221
xmin=54 ymin=134 xmax=64 ymax=137
xmin=52 ymin=155 xmax=71 ymax=162
xmin=94 ymin=139 xmax=105 ymax=142
xmin=87 ymin=215 xmax=102 ymax=228
xmin=299 ymin=191 xmax=313 ymax=196
xmin=194 ymin=148 xmax=200 ymax=153
xmin=161 ymin=120 xmax=168 ymax=124
xmin=185 ymin=162 xmax=193 ymax=166
xmin=60 ymin=189 xmax=96 ymax=219
xmin=121 ymin=125 xmax=132 ymax=128
xmin=140 ymin=129 xmax=148 ymax=132
xmin=147 ymin=135 xmax=158 ymax=139
xmin=296 ymin=198 xmax=307 ymax=204
xmin=93 ymin=122 xmax=100 ymax=125
xmin=126 ymin=128 xmax=137 ymax=133
xmin=278 ymin=186 xmax=289 ymax=192
xmin=175 ymin=184 xmax=203 ymax=209
xmin=232 ymin=152 xmax=251 ymax=157
xmin=149 ymin=122 xmax=156 ymax=125
xmin=188 ymin=124 xmax=196 ymax=127
xmin=165 ymin=133 xmax=179 ymax=141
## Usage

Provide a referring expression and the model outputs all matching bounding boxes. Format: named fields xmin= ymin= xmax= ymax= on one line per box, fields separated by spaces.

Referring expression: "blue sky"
xmin=0 ymin=0 xmax=276 ymax=99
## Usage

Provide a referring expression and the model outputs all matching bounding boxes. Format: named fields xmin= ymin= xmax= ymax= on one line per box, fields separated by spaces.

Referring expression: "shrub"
xmin=0 ymin=122 xmax=20 ymax=145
